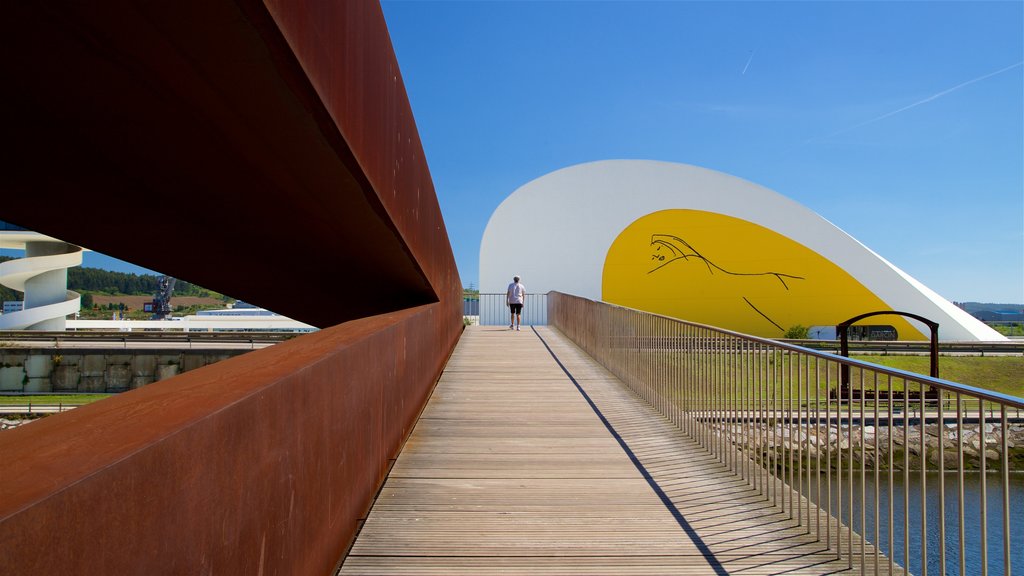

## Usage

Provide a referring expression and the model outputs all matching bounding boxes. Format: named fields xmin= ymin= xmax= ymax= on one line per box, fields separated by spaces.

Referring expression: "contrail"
xmin=742 ymin=49 xmax=756 ymax=75
xmin=802 ymin=60 xmax=1023 ymax=146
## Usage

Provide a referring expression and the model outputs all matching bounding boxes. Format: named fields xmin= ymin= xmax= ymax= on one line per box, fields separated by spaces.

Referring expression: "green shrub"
xmin=783 ymin=324 xmax=810 ymax=339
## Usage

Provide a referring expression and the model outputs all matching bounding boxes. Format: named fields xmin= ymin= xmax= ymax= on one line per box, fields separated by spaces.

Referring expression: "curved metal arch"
xmin=838 ymin=310 xmax=939 ymax=382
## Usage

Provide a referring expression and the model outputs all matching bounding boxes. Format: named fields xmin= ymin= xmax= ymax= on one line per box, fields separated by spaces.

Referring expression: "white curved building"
xmin=480 ymin=160 xmax=1004 ymax=342
xmin=0 ymin=226 xmax=83 ymax=330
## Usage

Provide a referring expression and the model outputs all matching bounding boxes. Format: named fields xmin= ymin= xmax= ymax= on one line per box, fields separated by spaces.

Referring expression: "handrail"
xmin=476 ymin=292 xmax=548 ymax=326
xmin=554 ymin=296 xmax=1023 ymax=408
xmin=786 ymin=339 xmax=1024 ymax=355
xmin=549 ymin=291 xmax=1022 ymax=576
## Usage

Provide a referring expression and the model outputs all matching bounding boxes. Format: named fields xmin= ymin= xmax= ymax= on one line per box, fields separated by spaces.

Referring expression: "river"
xmin=807 ymin=471 xmax=1023 ymax=575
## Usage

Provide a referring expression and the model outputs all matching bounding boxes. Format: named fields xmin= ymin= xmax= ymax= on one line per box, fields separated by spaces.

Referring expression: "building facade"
xmin=480 ymin=160 xmax=1004 ymax=341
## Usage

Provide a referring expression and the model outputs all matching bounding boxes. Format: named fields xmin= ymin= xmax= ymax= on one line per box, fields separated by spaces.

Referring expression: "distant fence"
xmin=478 ymin=293 xmax=548 ymax=326
xmin=463 ymin=298 xmax=479 ymax=316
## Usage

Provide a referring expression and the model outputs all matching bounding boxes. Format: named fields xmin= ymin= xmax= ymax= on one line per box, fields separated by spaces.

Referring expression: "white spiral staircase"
xmin=0 ymin=238 xmax=83 ymax=330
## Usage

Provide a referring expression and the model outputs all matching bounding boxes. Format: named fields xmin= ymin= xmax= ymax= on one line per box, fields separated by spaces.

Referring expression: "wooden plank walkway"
xmin=339 ymin=326 xmax=897 ymax=575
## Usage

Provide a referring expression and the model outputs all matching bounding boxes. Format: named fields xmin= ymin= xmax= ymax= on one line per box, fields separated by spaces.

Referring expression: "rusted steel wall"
xmin=0 ymin=305 xmax=455 ymax=574
xmin=262 ymin=1 xmax=459 ymax=295
xmin=3 ymin=0 xmax=460 ymax=328
xmin=0 ymin=1 xmax=462 ymax=574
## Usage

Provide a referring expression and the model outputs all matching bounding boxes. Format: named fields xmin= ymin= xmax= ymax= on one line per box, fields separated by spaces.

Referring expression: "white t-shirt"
xmin=506 ymin=282 xmax=526 ymax=305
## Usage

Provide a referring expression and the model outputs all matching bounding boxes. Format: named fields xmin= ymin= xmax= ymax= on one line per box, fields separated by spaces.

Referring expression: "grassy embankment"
xmin=851 ymin=354 xmax=1023 ymax=398
xmin=0 ymin=394 xmax=113 ymax=406
xmin=639 ymin=351 xmax=1023 ymax=406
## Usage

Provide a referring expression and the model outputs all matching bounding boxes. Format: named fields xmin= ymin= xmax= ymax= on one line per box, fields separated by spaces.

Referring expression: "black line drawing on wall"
xmin=648 ymin=233 xmax=805 ymax=332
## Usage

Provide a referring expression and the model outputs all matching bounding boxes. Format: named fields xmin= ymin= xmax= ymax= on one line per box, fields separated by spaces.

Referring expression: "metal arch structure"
xmin=837 ymin=310 xmax=940 ymax=387
xmin=0 ymin=3 xmax=461 ymax=575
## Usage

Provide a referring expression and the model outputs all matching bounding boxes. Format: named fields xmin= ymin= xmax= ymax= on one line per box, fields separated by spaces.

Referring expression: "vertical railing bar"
xmin=980 ymin=400 xmax=988 ymax=576
xmin=705 ymin=329 xmax=711 ymax=453
xmin=714 ymin=331 xmax=720 ymax=462
xmin=725 ymin=336 xmax=730 ymax=469
xmin=836 ymin=359 xmax=843 ymax=560
xmin=755 ymin=342 xmax=760 ymax=490
xmin=789 ymin=350 xmax=795 ymax=521
xmin=757 ymin=340 xmax=765 ymax=498
xmin=750 ymin=340 xmax=755 ymax=486
xmin=804 ymin=355 xmax=811 ymax=534
xmin=720 ymin=335 xmax=726 ymax=467
xmin=729 ymin=336 xmax=735 ymax=474
xmin=685 ymin=324 xmax=691 ymax=436
xmin=920 ymin=381 xmax=928 ymax=576
xmin=773 ymin=348 xmax=779 ymax=509
xmin=888 ymin=375 xmax=894 ymax=576
xmin=694 ymin=326 xmax=699 ymax=441
xmin=777 ymin=347 xmax=783 ymax=510
xmin=938 ymin=387 xmax=946 ymax=576
xmin=957 ymin=393 xmax=965 ymax=576
xmin=744 ymin=340 xmax=751 ymax=486
xmin=828 ymin=360 xmax=834 ymax=554
xmin=738 ymin=339 xmax=743 ymax=477
xmin=815 ymin=355 xmax=822 ymax=542
xmin=1001 ymin=404 xmax=1010 ymax=576
xmin=766 ymin=343 xmax=772 ymax=503
xmin=873 ymin=371 xmax=879 ymax=575
xmin=737 ymin=336 xmax=745 ymax=475
xmin=903 ymin=378 xmax=910 ymax=574
xmin=847 ymin=361 xmax=854 ymax=570
xmin=677 ymin=324 xmax=682 ymax=432
xmin=798 ymin=351 xmax=804 ymax=528
xmin=860 ymin=369 xmax=866 ymax=575
xmin=706 ymin=330 xmax=712 ymax=455
xmin=708 ymin=329 xmax=714 ymax=456
xmin=707 ymin=329 xmax=712 ymax=455
xmin=736 ymin=338 xmax=741 ymax=479
xmin=761 ymin=342 xmax=768 ymax=500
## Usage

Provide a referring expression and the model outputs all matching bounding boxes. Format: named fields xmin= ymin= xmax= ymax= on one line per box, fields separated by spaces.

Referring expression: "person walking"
xmin=506 ymin=275 xmax=526 ymax=331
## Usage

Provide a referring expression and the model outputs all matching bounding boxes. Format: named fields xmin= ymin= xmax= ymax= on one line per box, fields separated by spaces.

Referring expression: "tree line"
xmin=0 ymin=256 xmax=218 ymax=302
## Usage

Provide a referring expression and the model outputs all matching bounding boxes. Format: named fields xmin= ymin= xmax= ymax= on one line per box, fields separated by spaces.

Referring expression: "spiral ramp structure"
xmin=0 ymin=234 xmax=83 ymax=330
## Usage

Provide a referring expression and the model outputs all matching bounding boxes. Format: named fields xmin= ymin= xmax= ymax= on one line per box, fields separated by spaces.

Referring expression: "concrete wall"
xmin=0 ymin=349 xmax=246 ymax=393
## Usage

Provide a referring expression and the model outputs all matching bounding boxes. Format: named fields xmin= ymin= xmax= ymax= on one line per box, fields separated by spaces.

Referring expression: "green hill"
xmin=0 ymin=256 xmax=219 ymax=301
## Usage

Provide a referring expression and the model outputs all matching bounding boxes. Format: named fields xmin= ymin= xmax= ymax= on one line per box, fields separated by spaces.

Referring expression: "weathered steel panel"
xmin=0 ymin=305 xmax=456 ymax=574
xmin=2 ymin=0 xmax=459 ymax=329
xmin=0 ymin=1 xmax=462 ymax=574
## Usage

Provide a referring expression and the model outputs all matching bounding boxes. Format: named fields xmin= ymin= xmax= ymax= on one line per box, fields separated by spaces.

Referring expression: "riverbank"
xmin=724 ymin=420 xmax=1024 ymax=471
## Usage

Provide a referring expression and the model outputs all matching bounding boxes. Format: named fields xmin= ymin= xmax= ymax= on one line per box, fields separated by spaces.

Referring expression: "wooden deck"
xmin=339 ymin=326 xmax=897 ymax=575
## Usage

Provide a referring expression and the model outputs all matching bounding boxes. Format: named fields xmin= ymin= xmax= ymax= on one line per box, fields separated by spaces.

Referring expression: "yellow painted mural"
xmin=601 ymin=209 xmax=926 ymax=340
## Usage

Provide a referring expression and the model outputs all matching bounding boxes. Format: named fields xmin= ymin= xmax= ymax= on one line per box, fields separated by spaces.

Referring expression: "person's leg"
xmin=509 ymin=307 xmax=514 ymax=329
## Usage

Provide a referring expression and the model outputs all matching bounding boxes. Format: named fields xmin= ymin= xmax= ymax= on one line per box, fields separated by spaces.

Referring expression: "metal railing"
xmin=549 ymin=292 xmax=1022 ymax=576
xmin=477 ymin=292 xmax=548 ymax=326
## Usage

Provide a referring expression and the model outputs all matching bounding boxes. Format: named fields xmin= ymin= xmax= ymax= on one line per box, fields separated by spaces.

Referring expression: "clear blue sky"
xmin=3 ymin=2 xmax=1020 ymax=304
xmin=381 ymin=0 xmax=1023 ymax=304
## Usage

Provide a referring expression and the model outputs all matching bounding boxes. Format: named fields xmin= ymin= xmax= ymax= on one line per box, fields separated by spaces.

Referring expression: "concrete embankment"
xmin=0 ymin=348 xmax=249 ymax=393
xmin=721 ymin=420 xmax=1024 ymax=471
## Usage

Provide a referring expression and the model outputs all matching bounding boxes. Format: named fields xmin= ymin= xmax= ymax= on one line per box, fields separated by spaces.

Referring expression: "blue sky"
xmin=381 ymin=0 xmax=1023 ymax=303
xmin=2 ymin=2 xmax=1020 ymax=304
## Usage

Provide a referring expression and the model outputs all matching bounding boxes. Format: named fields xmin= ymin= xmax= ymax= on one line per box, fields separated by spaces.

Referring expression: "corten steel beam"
xmin=0 ymin=2 xmax=462 ymax=574
xmin=3 ymin=1 xmax=459 ymax=328
xmin=0 ymin=305 xmax=460 ymax=574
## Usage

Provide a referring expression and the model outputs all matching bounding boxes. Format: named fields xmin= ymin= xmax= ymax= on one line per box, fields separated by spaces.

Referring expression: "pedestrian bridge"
xmin=340 ymin=293 xmax=1022 ymax=576
xmin=4 ymin=5 xmax=1019 ymax=574
xmin=340 ymin=325 xmax=880 ymax=574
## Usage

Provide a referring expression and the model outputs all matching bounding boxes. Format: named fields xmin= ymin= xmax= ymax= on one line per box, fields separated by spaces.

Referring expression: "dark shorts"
xmin=509 ymin=303 xmax=523 ymax=314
